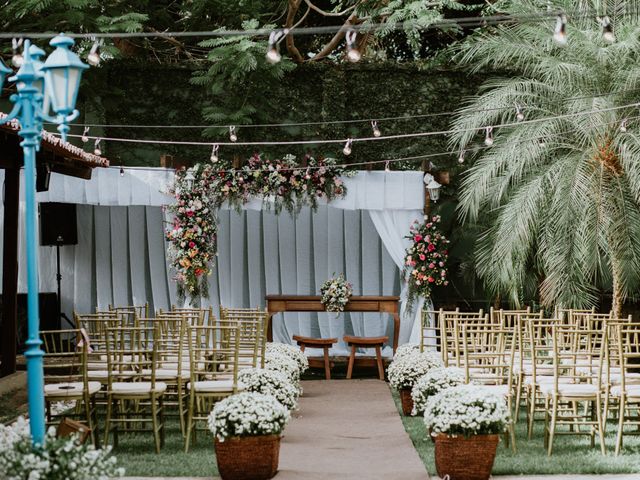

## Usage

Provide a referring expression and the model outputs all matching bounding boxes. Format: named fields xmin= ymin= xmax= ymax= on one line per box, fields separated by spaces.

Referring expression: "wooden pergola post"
xmin=1 ymin=167 xmax=19 ymax=376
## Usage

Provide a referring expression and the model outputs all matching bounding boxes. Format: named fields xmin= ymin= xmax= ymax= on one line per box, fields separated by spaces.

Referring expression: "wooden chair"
xmin=41 ymin=329 xmax=101 ymax=446
xmin=343 ymin=335 xmax=388 ymax=380
xmin=292 ymin=335 xmax=337 ymax=379
xmin=220 ymin=307 xmax=269 ymax=369
xmin=108 ymin=303 xmax=149 ymax=323
xmin=103 ymin=326 xmax=166 ymax=453
xmin=185 ymin=324 xmax=241 ymax=452
xmin=420 ymin=309 xmax=439 ymax=352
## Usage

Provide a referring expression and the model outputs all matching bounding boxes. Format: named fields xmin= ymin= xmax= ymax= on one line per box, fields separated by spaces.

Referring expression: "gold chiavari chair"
xmin=540 ymin=325 xmax=606 ymax=455
xmin=108 ymin=303 xmax=149 ymax=319
xmin=220 ymin=306 xmax=269 ymax=369
xmin=445 ymin=314 xmax=490 ymax=368
xmin=103 ymin=326 xmax=166 ymax=453
xmin=602 ymin=317 xmax=637 ymax=421
xmin=436 ymin=309 xmax=486 ymax=366
xmin=74 ymin=313 xmax=124 ymax=382
xmin=41 ymin=328 xmax=101 ymax=446
xmin=170 ymin=305 xmax=214 ymax=326
xmin=610 ymin=323 xmax=640 ymax=454
xmin=513 ymin=311 xmax=544 ymax=423
xmin=159 ymin=308 xmax=207 ymax=328
xmin=420 ymin=310 xmax=439 ymax=352
xmin=185 ymin=323 xmax=241 ymax=452
xmin=496 ymin=307 xmax=532 ymax=330
xmin=460 ymin=323 xmax=517 ymax=451
xmin=556 ymin=307 xmax=595 ymax=327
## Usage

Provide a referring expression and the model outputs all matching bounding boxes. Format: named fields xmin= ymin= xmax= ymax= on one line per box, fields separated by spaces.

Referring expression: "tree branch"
xmin=285 ymin=0 xmax=305 ymax=63
xmin=302 ymin=0 xmax=356 ymax=17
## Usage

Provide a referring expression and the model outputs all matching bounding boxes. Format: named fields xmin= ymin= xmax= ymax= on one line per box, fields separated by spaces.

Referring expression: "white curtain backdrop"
xmin=0 ymin=168 xmax=425 ymax=354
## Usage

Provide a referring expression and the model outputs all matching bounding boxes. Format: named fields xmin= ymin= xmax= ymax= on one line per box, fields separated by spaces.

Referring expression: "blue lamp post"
xmin=1 ymin=34 xmax=89 ymax=445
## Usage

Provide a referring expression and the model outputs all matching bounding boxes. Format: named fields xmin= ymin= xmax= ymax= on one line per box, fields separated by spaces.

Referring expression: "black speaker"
xmin=36 ymin=163 xmax=51 ymax=192
xmin=40 ymin=203 xmax=78 ymax=246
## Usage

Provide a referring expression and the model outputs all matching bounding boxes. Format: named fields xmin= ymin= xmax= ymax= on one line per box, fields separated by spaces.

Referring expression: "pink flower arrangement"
xmin=403 ymin=215 xmax=450 ymax=305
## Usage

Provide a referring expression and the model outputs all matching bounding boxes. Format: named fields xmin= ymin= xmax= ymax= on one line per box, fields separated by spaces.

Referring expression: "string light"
xmin=266 ymin=29 xmax=288 ymax=64
xmin=11 ymin=38 xmax=23 ymax=67
xmin=458 ymin=150 xmax=465 ymax=164
xmin=620 ymin=119 xmax=628 ymax=132
xmin=484 ymin=126 xmax=494 ymax=146
xmin=343 ymin=138 xmax=353 ymax=155
xmin=345 ymin=29 xmax=361 ymax=63
xmin=87 ymin=40 xmax=102 ymax=66
xmin=385 ymin=160 xmax=390 ymax=171
xmin=229 ymin=126 xmax=237 ymax=142
xmin=81 ymin=126 xmax=90 ymax=143
xmin=210 ymin=144 xmax=219 ymax=162
xmin=94 ymin=138 xmax=102 ymax=156
xmin=515 ymin=104 xmax=524 ymax=121
xmin=553 ymin=14 xmax=568 ymax=45
xmin=120 ymin=165 xmax=125 ymax=177
xmin=600 ymin=16 xmax=615 ymax=43
xmin=371 ymin=120 xmax=381 ymax=137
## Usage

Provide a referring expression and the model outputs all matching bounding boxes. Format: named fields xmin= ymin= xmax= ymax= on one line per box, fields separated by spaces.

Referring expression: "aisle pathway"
xmin=276 ymin=379 xmax=428 ymax=480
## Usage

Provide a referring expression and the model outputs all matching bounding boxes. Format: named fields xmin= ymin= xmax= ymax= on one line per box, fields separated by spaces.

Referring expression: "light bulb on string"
xmin=11 ymin=38 xmax=23 ymax=67
xmin=600 ymin=16 xmax=615 ymax=43
xmin=484 ymin=126 xmax=494 ymax=146
xmin=553 ymin=14 xmax=568 ymax=46
xmin=385 ymin=161 xmax=390 ymax=172
xmin=343 ymin=138 xmax=353 ymax=156
xmin=266 ymin=29 xmax=288 ymax=64
xmin=345 ymin=29 xmax=361 ymax=63
xmin=81 ymin=126 xmax=90 ymax=143
xmin=87 ymin=40 xmax=102 ymax=66
xmin=120 ymin=166 xmax=125 ymax=177
xmin=229 ymin=126 xmax=237 ymax=142
xmin=515 ymin=104 xmax=524 ymax=121
xmin=458 ymin=150 xmax=465 ymax=164
xmin=210 ymin=144 xmax=219 ymax=162
xmin=371 ymin=120 xmax=381 ymax=137
xmin=94 ymin=138 xmax=102 ymax=156
xmin=620 ymin=119 xmax=628 ymax=132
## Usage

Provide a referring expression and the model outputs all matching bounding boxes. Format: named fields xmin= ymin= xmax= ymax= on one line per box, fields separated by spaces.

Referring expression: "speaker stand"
xmin=55 ymin=244 xmax=74 ymax=329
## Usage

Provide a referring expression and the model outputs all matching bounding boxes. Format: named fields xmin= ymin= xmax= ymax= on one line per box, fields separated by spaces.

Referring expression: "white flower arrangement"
xmin=208 ymin=392 xmax=290 ymax=442
xmin=424 ymin=385 xmax=510 ymax=437
xmin=392 ymin=343 xmax=421 ymax=362
xmin=320 ymin=274 xmax=352 ymax=313
xmin=266 ymin=342 xmax=309 ymax=373
xmin=238 ymin=368 xmax=299 ymax=411
xmin=411 ymin=367 xmax=466 ymax=416
xmin=265 ymin=350 xmax=302 ymax=393
xmin=387 ymin=351 xmax=444 ymax=390
xmin=0 ymin=417 xmax=124 ymax=480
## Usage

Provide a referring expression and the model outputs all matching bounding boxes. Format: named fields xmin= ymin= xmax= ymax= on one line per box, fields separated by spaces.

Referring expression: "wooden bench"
xmin=344 ymin=335 xmax=388 ymax=380
xmin=292 ymin=335 xmax=338 ymax=380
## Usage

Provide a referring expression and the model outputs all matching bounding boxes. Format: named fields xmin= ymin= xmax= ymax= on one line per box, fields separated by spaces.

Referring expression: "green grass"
xmin=0 ymin=389 xmax=28 ymax=424
xmin=391 ymin=388 xmax=640 ymax=475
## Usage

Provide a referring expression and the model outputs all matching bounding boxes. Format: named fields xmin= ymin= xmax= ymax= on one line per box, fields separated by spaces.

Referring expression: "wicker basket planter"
xmin=434 ymin=433 xmax=499 ymax=480
xmin=215 ymin=434 xmax=281 ymax=480
xmin=399 ymin=388 xmax=414 ymax=415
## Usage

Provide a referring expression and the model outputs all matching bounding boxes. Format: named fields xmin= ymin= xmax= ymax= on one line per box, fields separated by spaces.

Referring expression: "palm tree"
xmin=448 ymin=0 xmax=640 ymax=316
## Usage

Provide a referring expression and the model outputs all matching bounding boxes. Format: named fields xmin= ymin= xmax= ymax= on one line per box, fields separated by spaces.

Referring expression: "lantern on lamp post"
xmin=423 ymin=173 xmax=442 ymax=216
xmin=1 ymin=34 xmax=90 ymax=446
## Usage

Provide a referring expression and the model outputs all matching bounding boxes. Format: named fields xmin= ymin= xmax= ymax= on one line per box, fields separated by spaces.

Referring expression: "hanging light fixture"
xmin=384 ymin=161 xmax=390 ymax=172
xmin=184 ymin=168 xmax=196 ymax=188
xmin=120 ymin=166 xmax=125 ymax=177
xmin=229 ymin=126 xmax=237 ymax=142
xmin=93 ymin=138 xmax=102 ymax=156
xmin=620 ymin=119 xmax=628 ymax=132
xmin=484 ymin=126 xmax=494 ymax=146
xmin=553 ymin=14 xmax=568 ymax=46
xmin=87 ymin=40 xmax=102 ymax=66
xmin=458 ymin=150 xmax=465 ymax=164
xmin=345 ymin=29 xmax=361 ymax=63
xmin=515 ymin=104 xmax=525 ymax=121
xmin=423 ymin=173 xmax=442 ymax=202
xmin=210 ymin=144 xmax=220 ymax=162
xmin=371 ymin=120 xmax=381 ymax=137
xmin=343 ymin=138 xmax=353 ymax=155
xmin=266 ymin=29 xmax=288 ymax=64
xmin=81 ymin=126 xmax=90 ymax=143
xmin=600 ymin=16 xmax=615 ymax=43
xmin=12 ymin=38 xmax=24 ymax=67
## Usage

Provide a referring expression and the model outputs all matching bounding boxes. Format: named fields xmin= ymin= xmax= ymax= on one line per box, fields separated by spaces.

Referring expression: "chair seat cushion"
xmin=540 ymin=383 xmax=599 ymax=397
xmin=476 ymin=385 xmax=511 ymax=397
xmin=610 ymin=385 xmax=640 ymax=398
xmin=109 ymin=381 xmax=167 ymax=395
xmin=188 ymin=380 xmax=241 ymax=393
xmin=607 ymin=373 xmax=640 ymax=385
xmin=45 ymin=381 xmax=101 ymax=398
xmin=87 ymin=370 xmax=133 ymax=380
xmin=524 ymin=376 xmax=573 ymax=386
xmin=141 ymin=368 xmax=190 ymax=380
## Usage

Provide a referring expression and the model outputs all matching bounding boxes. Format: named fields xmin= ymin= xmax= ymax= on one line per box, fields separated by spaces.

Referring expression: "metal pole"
xmin=17 ymin=41 xmax=46 ymax=445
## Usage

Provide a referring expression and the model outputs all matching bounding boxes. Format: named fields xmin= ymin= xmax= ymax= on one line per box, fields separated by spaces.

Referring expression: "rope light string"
xmin=0 ymin=6 xmax=634 ymax=41
xmin=107 ymin=114 xmax=640 ymax=175
xmin=55 ymin=101 xmax=640 ymax=148
xmin=51 ymin=89 xmax=640 ymax=131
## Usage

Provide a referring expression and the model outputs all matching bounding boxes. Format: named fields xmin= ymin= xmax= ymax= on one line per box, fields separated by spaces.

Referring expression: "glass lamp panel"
xmin=46 ymin=67 xmax=80 ymax=114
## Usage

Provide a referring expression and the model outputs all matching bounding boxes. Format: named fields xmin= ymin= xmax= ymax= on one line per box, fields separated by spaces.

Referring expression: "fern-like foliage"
xmin=449 ymin=0 xmax=640 ymax=309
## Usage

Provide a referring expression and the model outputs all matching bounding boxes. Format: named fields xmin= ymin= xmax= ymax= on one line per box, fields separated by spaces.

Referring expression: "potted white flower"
xmin=0 ymin=417 xmax=124 ymax=480
xmin=208 ymin=392 xmax=290 ymax=480
xmin=387 ymin=351 xmax=443 ymax=415
xmin=238 ymin=368 xmax=299 ymax=411
xmin=392 ymin=343 xmax=421 ymax=362
xmin=411 ymin=366 xmax=466 ymax=416
xmin=424 ymin=385 xmax=510 ymax=480
xmin=266 ymin=342 xmax=309 ymax=374
xmin=265 ymin=349 xmax=302 ymax=391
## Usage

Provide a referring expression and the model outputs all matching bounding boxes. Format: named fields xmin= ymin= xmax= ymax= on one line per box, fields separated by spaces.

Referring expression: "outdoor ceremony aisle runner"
xmin=277 ymin=379 xmax=428 ymax=480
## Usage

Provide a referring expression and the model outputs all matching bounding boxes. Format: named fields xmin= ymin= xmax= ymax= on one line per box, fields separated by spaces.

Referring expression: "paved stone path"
xmin=276 ymin=379 xmax=427 ymax=480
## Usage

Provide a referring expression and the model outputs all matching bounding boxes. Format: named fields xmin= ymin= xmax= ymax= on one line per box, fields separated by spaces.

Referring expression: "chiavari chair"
xmin=512 ymin=311 xmax=544 ymax=423
xmin=41 ymin=328 xmax=101 ymax=446
xmin=108 ymin=303 xmax=149 ymax=322
xmin=170 ymin=305 xmax=214 ymax=326
xmin=420 ymin=310 xmax=439 ymax=352
xmin=185 ymin=323 xmax=241 ymax=452
xmin=103 ymin=326 xmax=166 ymax=453
xmin=220 ymin=306 xmax=269 ymax=369
xmin=437 ymin=309 xmax=486 ymax=366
